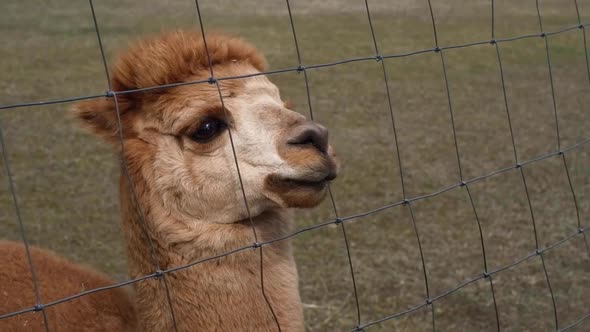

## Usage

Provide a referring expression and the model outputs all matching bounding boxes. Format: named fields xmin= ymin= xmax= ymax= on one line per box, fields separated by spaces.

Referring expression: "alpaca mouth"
xmin=282 ymin=178 xmax=327 ymax=189
xmin=279 ymin=171 xmax=337 ymax=189
xmin=264 ymin=169 xmax=337 ymax=208
xmin=266 ymin=171 xmax=336 ymax=192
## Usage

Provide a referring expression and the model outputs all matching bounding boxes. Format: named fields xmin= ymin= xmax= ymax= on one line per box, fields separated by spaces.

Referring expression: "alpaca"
xmin=70 ymin=30 xmax=336 ymax=331
xmin=0 ymin=240 xmax=137 ymax=331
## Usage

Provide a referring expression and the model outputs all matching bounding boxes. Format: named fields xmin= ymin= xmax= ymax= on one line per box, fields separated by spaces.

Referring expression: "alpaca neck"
xmin=119 ymin=178 xmax=304 ymax=332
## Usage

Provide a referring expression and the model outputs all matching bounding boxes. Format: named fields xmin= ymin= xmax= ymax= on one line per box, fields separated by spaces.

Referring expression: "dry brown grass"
xmin=1 ymin=0 xmax=589 ymax=331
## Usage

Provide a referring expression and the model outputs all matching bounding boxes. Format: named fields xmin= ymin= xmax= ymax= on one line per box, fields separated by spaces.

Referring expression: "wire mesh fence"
xmin=1 ymin=0 xmax=589 ymax=331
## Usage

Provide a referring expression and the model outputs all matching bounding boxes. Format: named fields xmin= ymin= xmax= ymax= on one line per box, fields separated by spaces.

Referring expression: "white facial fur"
xmin=142 ymin=73 xmax=322 ymax=225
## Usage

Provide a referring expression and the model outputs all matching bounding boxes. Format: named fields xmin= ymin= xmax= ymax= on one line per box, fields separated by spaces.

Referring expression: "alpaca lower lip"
xmin=281 ymin=176 xmax=331 ymax=189
xmin=286 ymin=168 xmax=337 ymax=186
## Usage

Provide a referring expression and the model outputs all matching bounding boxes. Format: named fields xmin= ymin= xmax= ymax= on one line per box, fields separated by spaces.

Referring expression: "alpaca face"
xmin=72 ymin=32 xmax=338 ymax=224
xmin=140 ymin=64 xmax=338 ymax=223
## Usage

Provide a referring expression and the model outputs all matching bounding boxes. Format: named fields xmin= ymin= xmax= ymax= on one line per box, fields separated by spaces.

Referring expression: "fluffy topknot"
xmin=111 ymin=30 xmax=267 ymax=92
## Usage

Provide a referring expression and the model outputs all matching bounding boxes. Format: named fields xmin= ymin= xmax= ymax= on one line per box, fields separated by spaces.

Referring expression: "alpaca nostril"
xmin=288 ymin=123 xmax=329 ymax=154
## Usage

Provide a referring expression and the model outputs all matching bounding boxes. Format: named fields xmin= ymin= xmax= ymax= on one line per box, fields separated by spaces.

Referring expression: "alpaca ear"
xmin=71 ymin=97 xmax=122 ymax=143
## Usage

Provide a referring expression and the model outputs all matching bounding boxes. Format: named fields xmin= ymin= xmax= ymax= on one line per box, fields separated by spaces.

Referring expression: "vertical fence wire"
xmin=571 ymin=0 xmax=590 ymax=257
xmin=535 ymin=0 xmax=561 ymax=151
xmin=284 ymin=0 xmax=363 ymax=328
xmin=192 ymin=1 xmax=282 ymax=330
xmin=464 ymin=184 xmax=501 ymax=331
xmin=492 ymin=42 xmax=519 ymax=164
xmin=519 ymin=167 xmax=540 ymax=250
xmin=429 ymin=2 xmax=521 ymax=330
xmin=363 ymin=0 xmax=407 ymax=199
xmin=426 ymin=0 xmax=464 ymax=182
xmin=520 ymin=164 xmax=560 ymax=330
xmin=425 ymin=2 xmax=446 ymax=329
xmin=574 ymin=0 xmax=590 ymax=84
xmin=492 ymin=2 xmax=562 ymax=328
xmin=485 ymin=2 xmax=505 ymax=330
xmin=541 ymin=251 xmax=560 ymax=330
xmin=562 ymin=153 xmax=590 ymax=255
xmin=365 ymin=0 xmax=437 ymax=329
xmin=535 ymin=2 xmax=565 ymax=329
xmin=425 ymin=1 xmax=465 ymax=329
xmin=491 ymin=0 xmax=519 ymax=165
xmin=405 ymin=202 xmax=434 ymax=331
xmin=0 ymin=126 xmax=50 ymax=331
xmin=88 ymin=1 xmax=179 ymax=330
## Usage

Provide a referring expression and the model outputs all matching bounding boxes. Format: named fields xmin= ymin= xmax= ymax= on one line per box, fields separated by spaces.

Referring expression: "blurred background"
xmin=1 ymin=0 xmax=589 ymax=330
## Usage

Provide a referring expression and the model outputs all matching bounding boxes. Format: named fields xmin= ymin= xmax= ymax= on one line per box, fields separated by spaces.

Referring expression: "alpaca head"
xmin=72 ymin=31 xmax=338 ymax=224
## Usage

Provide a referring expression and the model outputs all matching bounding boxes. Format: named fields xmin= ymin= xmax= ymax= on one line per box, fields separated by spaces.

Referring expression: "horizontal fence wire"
xmin=0 ymin=22 xmax=589 ymax=111
xmin=1 ymin=0 xmax=590 ymax=331
xmin=1 ymin=138 xmax=588 ymax=322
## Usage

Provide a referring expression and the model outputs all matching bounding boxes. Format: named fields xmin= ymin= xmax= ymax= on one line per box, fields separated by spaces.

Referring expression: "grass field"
xmin=1 ymin=0 xmax=590 ymax=331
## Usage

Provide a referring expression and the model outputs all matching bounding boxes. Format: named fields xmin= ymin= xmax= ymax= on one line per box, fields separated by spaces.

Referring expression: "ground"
xmin=1 ymin=0 xmax=589 ymax=331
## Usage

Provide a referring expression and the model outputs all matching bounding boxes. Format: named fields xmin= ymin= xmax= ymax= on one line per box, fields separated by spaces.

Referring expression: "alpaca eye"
xmin=190 ymin=118 xmax=226 ymax=142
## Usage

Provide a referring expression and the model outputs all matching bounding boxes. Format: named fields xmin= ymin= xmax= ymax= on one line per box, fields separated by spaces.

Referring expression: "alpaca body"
xmin=0 ymin=240 xmax=137 ymax=331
